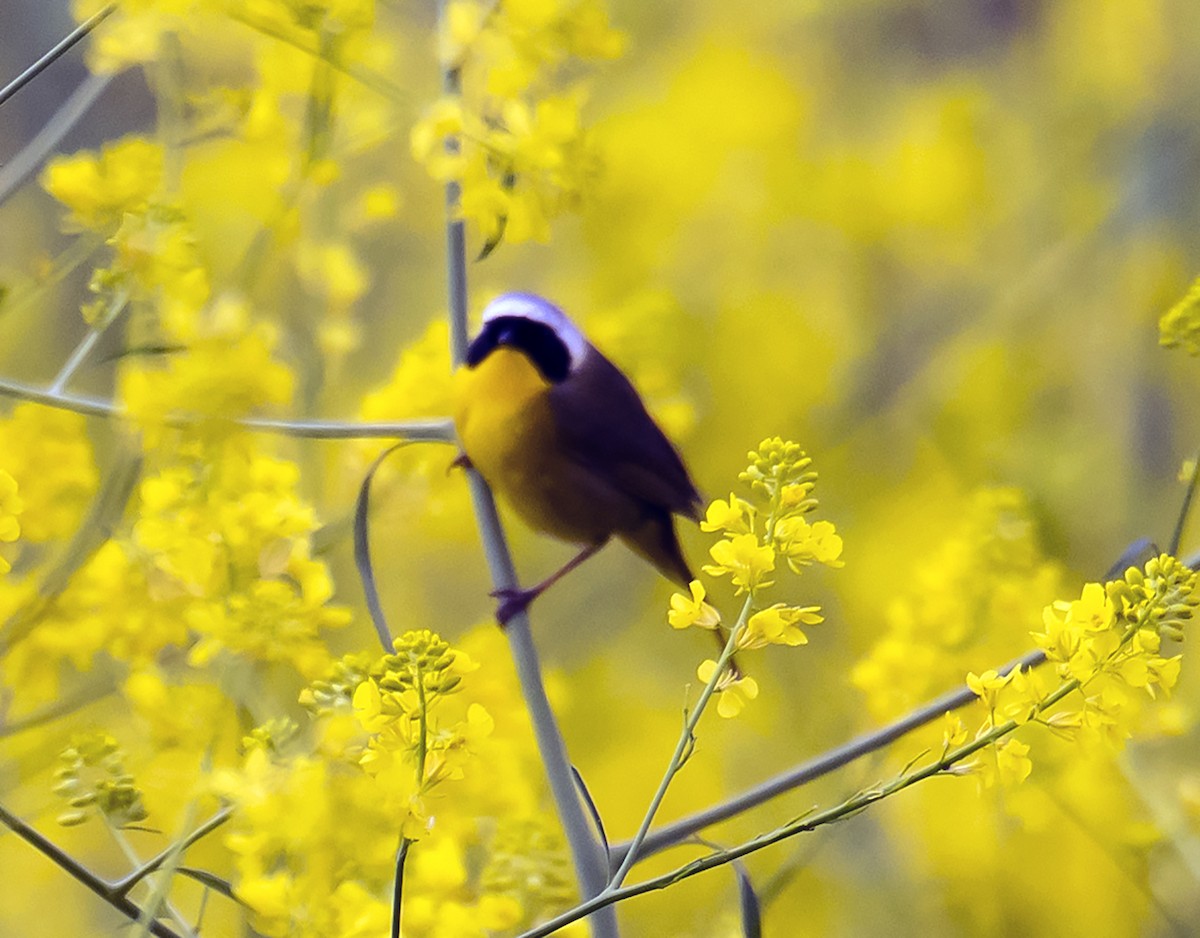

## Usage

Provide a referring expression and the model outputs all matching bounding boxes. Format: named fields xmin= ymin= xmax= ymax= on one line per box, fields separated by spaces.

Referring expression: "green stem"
xmin=609 ymin=593 xmax=754 ymax=888
xmin=49 ymin=288 xmax=129 ymax=395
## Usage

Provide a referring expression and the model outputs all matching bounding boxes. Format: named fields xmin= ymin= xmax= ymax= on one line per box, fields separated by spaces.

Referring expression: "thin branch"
xmin=227 ymin=11 xmax=406 ymax=103
xmin=0 ymin=375 xmax=455 ymax=440
xmin=525 ymin=661 xmax=1099 ymax=938
xmin=610 ymin=595 xmax=753 ymax=887
xmin=1170 ymin=452 xmax=1200 ymax=555
xmin=434 ymin=5 xmax=615 ymax=932
xmin=391 ymin=838 xmax=412 ymax=938
xmin=0 ymin=5 xmax=116 ymax=109
xmin=108 ymin=824 xmax=199 ymax=938
xmin=112 ymin=807 xmax=234 ymax=896
xmin=0 ymin=801 xmax=182 ymax=938
xmin=609 ymin=647 xmax=1046 ymax=869
xmin=609 ymin=539 xmax=1166 ymax=868
xmin=49 ymin=289 xmax=129 ymax=395
xmin=0 ymin=72 xmax=113 ymax=207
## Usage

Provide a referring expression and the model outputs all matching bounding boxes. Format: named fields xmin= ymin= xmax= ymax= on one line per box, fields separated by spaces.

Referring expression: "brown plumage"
xmin=453 ymin=293 xmax=702 ymax=623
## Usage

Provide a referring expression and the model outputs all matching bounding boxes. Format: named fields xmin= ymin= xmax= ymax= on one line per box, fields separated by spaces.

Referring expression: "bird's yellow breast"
xmin=453 ymin=348 xmax=609 ymax=543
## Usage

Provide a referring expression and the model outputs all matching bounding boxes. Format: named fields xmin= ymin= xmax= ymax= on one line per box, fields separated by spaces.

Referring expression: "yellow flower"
xmin=667 ymin=580 xmax=721 ymax=630
xmin=966 ymin=669 xmax=1011 ymax=711
xmin=697 ymin=659 xmax=759 ymax=718
xmin=42 ymin=136 xmax=164 ymax=230
xmin=699 ymin=494 xmax=753 ymax=535
xmin=776 ymin=517 xmax=845 ymax=570
xmin=941 ymin=712 xmax=968 ymax=750
xmin=739 ymin=603 xmax=822 ymax=649
xmin=702 ymin=533 xmax=775 ymax=594
xmin=0 ymin=470 xmax=22 ymax=542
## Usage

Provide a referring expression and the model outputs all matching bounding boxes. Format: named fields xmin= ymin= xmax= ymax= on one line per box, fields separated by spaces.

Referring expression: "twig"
xmin=0 ymin=801 xmax=182 ymax=938
xmin=111 ymin=807 xmax=234 ymax=896
xmin=0 ymin=72 xmax=113 ymax=207
xmin=608 ymin=647 xmax=1045 ymax=868
xmin=523 ymin=657 xmax=1105 ymax=938
xmin=610 ymin=595 xmax=753 ymax=886
xmin=391 ymin=838 xmax=412 ymax=938
xmin=0 ymin=5 xmax=116 ymax=109
xmin=434 ymin=5 xmax=615 ymax=932
xmin=108 ymin=824 xmax=198 ymax=938
xmin=49 ymin=289 xmax=130 ymax=395
xmin=0 ymin=375 xmax=455 ymax=440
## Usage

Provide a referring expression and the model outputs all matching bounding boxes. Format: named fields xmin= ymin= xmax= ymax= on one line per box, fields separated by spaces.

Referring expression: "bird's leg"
xmin=491 ymin=540 xmax=608 ymax=625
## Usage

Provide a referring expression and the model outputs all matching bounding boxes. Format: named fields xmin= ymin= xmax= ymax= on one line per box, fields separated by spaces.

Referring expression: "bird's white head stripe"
xmin=481 ymin=293 xmax=589 ymax=368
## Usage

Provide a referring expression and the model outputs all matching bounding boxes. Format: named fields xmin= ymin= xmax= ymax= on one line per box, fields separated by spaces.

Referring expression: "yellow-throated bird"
xmin=454 ymin=292 xmax=703 ymax=624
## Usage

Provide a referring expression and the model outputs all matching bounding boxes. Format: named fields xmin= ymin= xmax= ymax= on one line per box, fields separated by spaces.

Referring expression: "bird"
xmin=453 ymin=292 xmax=704 ymax=625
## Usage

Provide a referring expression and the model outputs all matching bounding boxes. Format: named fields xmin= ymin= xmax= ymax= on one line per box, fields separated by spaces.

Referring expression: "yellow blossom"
xmin=966 ymin=669 xmax=1012 ymax=712
xmin=697 ymin=659 xmax=759 ymax=718
xmin=699 ymin=493 xmax=753 ymax=535
xmin=776 ymin=517 xmax=845 ymax=570
xmin=0 ymin=470 xmax=23 ymax=567
xmin=702 ymin=532 xmax=775 ymax=594
xmin=667 ymin=579 xmax=721 ymax=630
xmin=42 ymin=136 xmax=164 ymax=230
xmin=739 ymin=603 xmax=822 ymax=649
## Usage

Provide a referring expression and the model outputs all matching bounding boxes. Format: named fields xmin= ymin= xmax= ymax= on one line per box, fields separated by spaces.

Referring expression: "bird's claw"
xmin=490 ymin=586 xmax=536 ymax=626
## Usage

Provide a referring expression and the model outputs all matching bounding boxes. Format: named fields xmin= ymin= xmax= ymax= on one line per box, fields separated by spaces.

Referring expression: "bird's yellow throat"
xmin=454 ymin=347 xmax=554 ymax=480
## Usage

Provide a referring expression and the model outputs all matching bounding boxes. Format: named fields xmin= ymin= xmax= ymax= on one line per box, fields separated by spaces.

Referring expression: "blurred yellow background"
xmin=1 ymin=0 xmax=1199 ymax=935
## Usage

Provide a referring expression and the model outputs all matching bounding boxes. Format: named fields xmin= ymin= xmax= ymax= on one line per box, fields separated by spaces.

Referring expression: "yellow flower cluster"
xmin=42 ymin=135 xmax=163 ymax=231
xmin=672 ymin=438 xmax=843 ymax=717
xmin=216 ymin=625 xmax=574 ymax=937
xmin=0 ymin=406 xmax=95 ymax=542
xmin=957 ymin=555 xmax=1196 ymax=789
xmin=136 ymin=447 xmax=349 ymax=675
xmin=3 ymin=443 xmax=346 ymax=701
xmin=412 ymin=0 xmax=624 ymax=248
xmin=53 ymin=731 xmax=148 ymax=829
xmin=352 ymin=630 xmax=490 ymax=839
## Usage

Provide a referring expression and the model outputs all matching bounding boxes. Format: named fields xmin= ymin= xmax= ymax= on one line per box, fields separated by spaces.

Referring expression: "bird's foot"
xmin=448 ymin=452 xmax=473 ymax=474
xmin=490 ymin=586 xmax=538 ymax=626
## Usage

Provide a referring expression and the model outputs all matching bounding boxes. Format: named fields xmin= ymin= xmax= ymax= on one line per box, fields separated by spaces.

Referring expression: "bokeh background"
xmin=2 ymin=0 xmax=1200 ymax=935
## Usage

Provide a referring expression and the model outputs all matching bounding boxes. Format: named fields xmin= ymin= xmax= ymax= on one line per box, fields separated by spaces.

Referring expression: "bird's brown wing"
xmin=547 ymin=346 xmax=703 ymax=520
